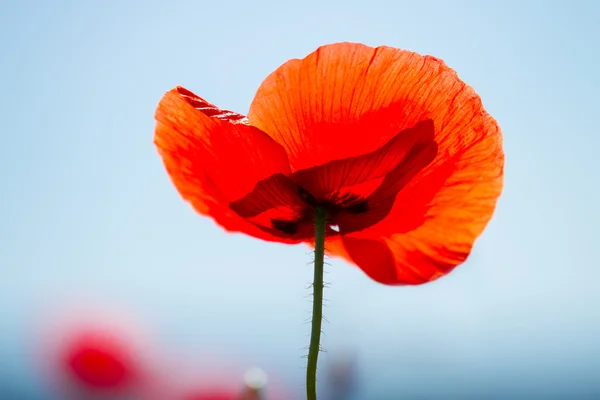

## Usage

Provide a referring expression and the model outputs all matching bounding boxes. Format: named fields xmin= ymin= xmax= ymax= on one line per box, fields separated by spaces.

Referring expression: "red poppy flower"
xmin=62 ymin=329 xmax=137 ymax=390
xmin=155 ymin=42 xmax=504 ymax=285
xmin=181 ymin=386 xmax=270 ymax=400
xmin=170 ymin=365 xmax=279 ymax=400
xmin=183 ymin=390 xmax=237 ymax=400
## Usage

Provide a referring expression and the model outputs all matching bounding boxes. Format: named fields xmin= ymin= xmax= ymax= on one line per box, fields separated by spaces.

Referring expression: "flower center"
xmin=269 ymin=185 xmax=369 ymax=236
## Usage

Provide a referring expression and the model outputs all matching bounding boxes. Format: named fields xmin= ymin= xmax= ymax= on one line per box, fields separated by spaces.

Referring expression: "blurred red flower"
xmin=34 ymin=307 xmax=161 ymax=400
xmin=182 ymin=389 xmax=238 ymax=400
xmin=155 ymin=42 xmax=503 ymax=285
xmin=62 ymin=329 xmax=136 ymax=390
xmin=171 ymin=366 xmax=283 ymax=400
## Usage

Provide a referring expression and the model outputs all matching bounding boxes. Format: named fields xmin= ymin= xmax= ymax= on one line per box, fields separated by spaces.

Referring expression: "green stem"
xmin=307 ymin=206 xmax=327 ymax=400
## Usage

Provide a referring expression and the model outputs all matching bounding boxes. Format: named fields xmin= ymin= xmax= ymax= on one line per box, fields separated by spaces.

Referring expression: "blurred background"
xmin=1 ymin=0 xmax=599 ymax=398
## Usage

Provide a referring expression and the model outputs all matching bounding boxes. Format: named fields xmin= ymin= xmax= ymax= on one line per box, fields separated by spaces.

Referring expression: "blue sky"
xmin=1 ymin=0 xmax=599 ymax=398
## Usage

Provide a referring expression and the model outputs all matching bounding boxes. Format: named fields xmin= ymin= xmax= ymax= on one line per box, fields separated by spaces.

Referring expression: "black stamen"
xmin=298 ymin=186 xmax=318 ymax=207
xmin=271 ymin=219 xmax=299 ymax=235
xmin=345 ymin=199 xmax=369 ymax=214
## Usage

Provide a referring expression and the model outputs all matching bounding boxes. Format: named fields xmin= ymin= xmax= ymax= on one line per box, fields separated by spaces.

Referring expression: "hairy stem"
xmin=307 ymin=206 xmax=327 ymax=400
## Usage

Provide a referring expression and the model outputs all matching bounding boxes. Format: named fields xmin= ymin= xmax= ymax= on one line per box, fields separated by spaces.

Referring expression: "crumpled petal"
xmin=340 ymin=133 xmax=504 ymax=285
xmin=247 ymin=42 xmax=503 ymax=284
xmin=248 ymin=42 xmax=487 ymax=173
xmin=155 ymin=87 xmax=298 ymax=243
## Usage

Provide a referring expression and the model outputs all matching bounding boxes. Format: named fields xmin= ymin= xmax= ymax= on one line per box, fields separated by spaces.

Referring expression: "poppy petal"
xmin=363 ymin=125 xmax=503 ymax=238
xmin=229 ymin=173 xmax=314 ymax=241
xmin=289 ymin=119 xmax=437 ymax=233
xmin=249 ymin=42 xmax=487 ymax=173
xmin=334 ymin=123 xmax=439 ymax=234
xmin=292 ymin=120 xmax=434 ymax=204
xmin=335 ymin=133 xmax=503 ymax=285
xmin=249 ymin=42 xmax=503 ymax=283
xmin=155 ymin=87 xmax=297 ymax=243
xmin=341 ymin=237 xmax=426 ymax=285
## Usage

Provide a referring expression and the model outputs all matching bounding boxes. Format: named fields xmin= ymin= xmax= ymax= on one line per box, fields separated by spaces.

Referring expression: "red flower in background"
xmin=62 ymin=329 xmax=136 ymax=390
xmin=35 ymin=306 xmax=288 ymax=399
xmin=36 ymin=308 xmax=160 ymax=399
xmin=155 ymin=42 xmax=504 ymax=284
xmin=183 ymin=390 xmax=237 ymax=400
xmin=175 ymin=366 xmax=276 ymax=400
